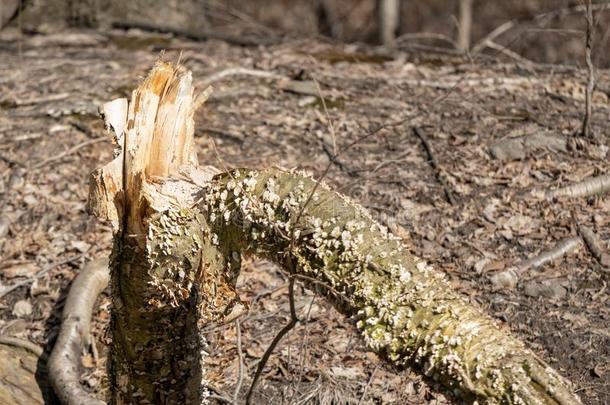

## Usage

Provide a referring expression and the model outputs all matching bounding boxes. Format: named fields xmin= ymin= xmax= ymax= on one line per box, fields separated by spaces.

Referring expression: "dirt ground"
xmin=0 ymin=29 xmax=608 ymax=404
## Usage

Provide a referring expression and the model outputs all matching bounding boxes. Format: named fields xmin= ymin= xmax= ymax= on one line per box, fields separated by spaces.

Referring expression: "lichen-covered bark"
xmin=110 ymin=209 xmax=239 ymax=404
xmin=201 ymin=167 xmax=581 ymax=405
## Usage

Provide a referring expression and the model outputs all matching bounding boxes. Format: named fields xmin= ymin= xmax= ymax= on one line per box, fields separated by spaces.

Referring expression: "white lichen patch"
xmin=146 ymin=207 xmax=203 ymax=307
xmin=196 ymin=168 xmax=578 ymax=404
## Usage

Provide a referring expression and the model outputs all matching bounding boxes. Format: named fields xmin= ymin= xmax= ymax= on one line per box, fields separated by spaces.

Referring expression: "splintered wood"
xmin=88 ymin=61 xmax=213 ymax=236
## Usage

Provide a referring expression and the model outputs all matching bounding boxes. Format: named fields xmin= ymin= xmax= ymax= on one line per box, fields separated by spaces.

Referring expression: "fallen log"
xmin=85 ymin=60 xmax=582 ymax=404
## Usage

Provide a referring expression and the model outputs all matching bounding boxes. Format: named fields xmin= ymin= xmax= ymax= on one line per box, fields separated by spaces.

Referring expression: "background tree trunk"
xmin=0 ymin=0 xmax=20 ymax=29
xmin=378 ymin=0 xmax=400 ymax=45
xmin=457 ymin=0 xmax=473 ymax=51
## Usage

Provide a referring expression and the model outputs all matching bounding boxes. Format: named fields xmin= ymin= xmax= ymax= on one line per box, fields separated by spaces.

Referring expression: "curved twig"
xmin=48 ymin=258 xmax=110 ymax=405
xmin=0 ymin=335 xmax=44 ymax=357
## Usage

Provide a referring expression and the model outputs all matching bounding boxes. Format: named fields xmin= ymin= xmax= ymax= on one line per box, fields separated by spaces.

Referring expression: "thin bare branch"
xmin=581 ymin=0 xmax=596 ymax=138
xmin=577 ymin=225 xmax=610 ymax=269
xmin=30 ymin=137 xmax=106 ymax=170
xmin=516 ymin=236 xmax=582 ymax=275
xmin=233 ymin=320 xmax=245 ymax=402
xmin=245 ymin=259 xmax=299 ymax=405
xmin=0 ymin=254 xmax=85 ymax=300
xmin=491 ymin=237 xmax=582 ymax=289
xmin=200 ymin=67 xmax=287 ymax=88
xmin=473 ymin=2 xmax=610 ymax=53
xmin=412 ymin=126 xmax=457 ymax=205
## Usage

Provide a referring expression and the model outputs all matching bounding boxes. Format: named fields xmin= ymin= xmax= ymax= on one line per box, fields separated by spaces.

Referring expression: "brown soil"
xmin=0 ymin=30 xmax=608 ymax=404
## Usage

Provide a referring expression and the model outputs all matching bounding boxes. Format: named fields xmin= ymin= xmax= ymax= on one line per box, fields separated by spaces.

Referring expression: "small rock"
xmin=523 ymin=280 xmax=567 ymax=300
xmin=473 ymin=257 xmax=491 ymax=274
xmin=12 ymin=300 xmax=33 ymax=317
xmin=490 ymin=269 xmax=517 ymax=290
xmin=8 ymin=167 xmax=26 ymax=189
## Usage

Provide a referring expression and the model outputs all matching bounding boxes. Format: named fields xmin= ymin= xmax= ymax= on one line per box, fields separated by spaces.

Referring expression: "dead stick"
xmin=516 ymin=236 xmax=582 ymax=275
xmin=491 ymin=236 xmax=582 ymax=288
xmin=0 ymin=254 xmax=85 ymax=300
xmin=357 ymin=365 xmax=379 ymax=405
xmin=245 ymin=257 xmax=299 ymax=405
xmin=473 ymin=2 xmax=610 ymax=53
xmin=581 ymin=0 xmax=596 ymax=138
xmin=0 ymin=335 xmax=44 ymax=357
xmin=199 ymin=67 xmax=287 ymax=88
xmin=48 ymin=258 xmax=109 ymax=405
xmin=577 ymin=225 xmax=610 ymax=268
xmin=111 ymin=20 xmax=279 ymax=47
xmin=412 ymin=126 xmax=457 ymax=205
xmin=233 ymin=319 xmax=245 ymax=402
xmin=30 ymin=137 xmax=106 ymax=170
xmin=548 ymin=173 xmax=610 ymax=199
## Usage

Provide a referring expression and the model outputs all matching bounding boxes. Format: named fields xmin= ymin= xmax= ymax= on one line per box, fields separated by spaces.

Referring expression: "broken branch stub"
xmin=89 ymin=61 xmax=582 ymax=404
xmin=89 ymin=61 xmax=220 ymax=404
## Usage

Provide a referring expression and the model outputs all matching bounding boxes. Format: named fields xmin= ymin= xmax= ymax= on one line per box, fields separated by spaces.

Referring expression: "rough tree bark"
xmin=89 ymin=61 xmax=582 ymax=404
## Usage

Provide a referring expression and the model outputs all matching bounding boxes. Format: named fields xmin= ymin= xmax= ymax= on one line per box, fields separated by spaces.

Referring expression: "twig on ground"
xmin=479 ymin=40 xmax=536 ymax=65
xmin=68 ymin=119 xmax=97 ymax=139
xmin=473 ymin=2 xmax=610 ymax=53
xmin=577 ymin=224 xmax=610 ymax=269
xmin=290 ymin=294 xmax=317 ymax=404
xmin=516 ymin=236 xmax=582 ymax=274
xmin=581 ymin=0 xmax=596 ymax=138
xmin=200 ymin=67 xmax=286 ymax=88
xmin=490 ymin=237 xmax=582 ymax=288
xmin=395 ymin=32 xmax=457 ymax=48
xmin=0 ymin=335 xmax=44 ymax=357
xmin=0 ymin=254 xmax=85 ymax=300
xmin=11 ymin=92 xmax=70 ymax=107
xmin=111 ymin=20 xmax=279 ymax=47
xmin=245 ymin=259 xmax=300 ymax=405
xmin=233 ymin=319 xmax=245 ymax=403
xmin=357 ymin=365 xmax=379 ymax=405
xmin=548 ymin=174 xmax=610 ymax=199
xmin=30 ymin=137 xmax=106 ymax=170
xmin=207 ymin=383 xmax=236 ymax=404
xmin=48 ymin=258 xmax=109 ymax=405
xmin=412 ymin=126 xmax=457 ymax=205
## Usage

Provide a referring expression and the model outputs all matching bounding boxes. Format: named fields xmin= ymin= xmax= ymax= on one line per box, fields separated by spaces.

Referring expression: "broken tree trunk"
xmin=89 ymin=61 xmax=581 ymax=404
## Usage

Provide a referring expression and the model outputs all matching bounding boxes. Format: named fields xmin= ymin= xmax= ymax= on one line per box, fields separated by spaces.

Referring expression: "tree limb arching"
xmin=87 ymin=60 xmax=582 ymax=404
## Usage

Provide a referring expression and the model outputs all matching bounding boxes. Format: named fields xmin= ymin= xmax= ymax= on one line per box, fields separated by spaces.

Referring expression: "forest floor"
xmin=0 ymin=28 xmax=608 ymax=404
